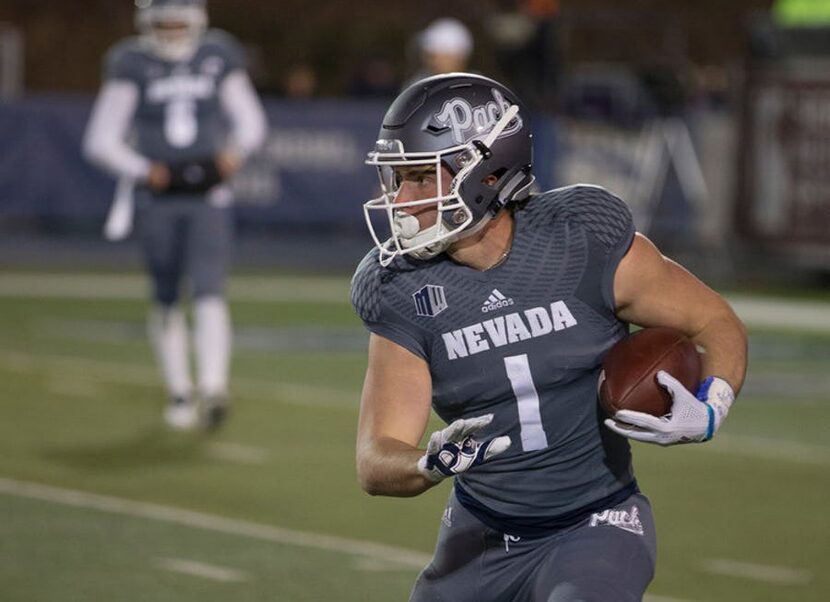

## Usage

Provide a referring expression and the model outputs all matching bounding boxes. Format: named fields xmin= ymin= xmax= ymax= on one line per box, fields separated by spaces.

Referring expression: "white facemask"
xmin=363 ymin=105 xmax=520 ymax=266
xmin=136 ymin=5 xmax=207 ymax=62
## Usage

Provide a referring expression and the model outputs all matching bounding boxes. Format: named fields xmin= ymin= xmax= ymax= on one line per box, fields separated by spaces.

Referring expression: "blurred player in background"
xmin=403 ymin=17 xmax=474 ymax=88
xmin=83 ymin=0 xmax=267 ymax=430
xmin=351 ymin=73 xmax=747 ymax=601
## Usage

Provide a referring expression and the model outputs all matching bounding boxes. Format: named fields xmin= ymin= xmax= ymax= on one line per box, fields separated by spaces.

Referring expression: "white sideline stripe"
xmin=156 ymin=557 xmax=248 ymax=583
xmin=205 ymin=443 xmax=269 ymax=465
xmin=0 ymin=273 xmax=349 ymax=303
xmin=0 ymin=350 xmax=357 ymax=411
xmin=3 ymin=272 xmax=830 ymax=332
xmin=726 ymin=295 xmax=830 ymax=334
xmin=0 ymin=477 xmax=431 ymax=569
xmin=702 ymin=558 xmax=813 ymax=585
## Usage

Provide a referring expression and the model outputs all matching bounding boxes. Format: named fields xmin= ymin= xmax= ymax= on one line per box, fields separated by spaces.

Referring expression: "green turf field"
xmin=0 ymin=271 xmax=827 ymax=601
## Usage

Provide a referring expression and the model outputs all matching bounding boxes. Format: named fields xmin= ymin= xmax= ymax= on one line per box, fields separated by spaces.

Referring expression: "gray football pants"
xmin=138 ymin=199 xmax=232 ymax=306
xmin=410 ymin=490 xmax=656 ymax=602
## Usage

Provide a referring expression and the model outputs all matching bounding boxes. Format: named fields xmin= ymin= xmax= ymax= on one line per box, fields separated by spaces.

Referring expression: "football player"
xmin=350 ymin=73 xmax=747 ymax=601
xmin=83 ymin=0 xmax=267 ymax=430
xmin=405 ymin=17 xmax=474 ymax=86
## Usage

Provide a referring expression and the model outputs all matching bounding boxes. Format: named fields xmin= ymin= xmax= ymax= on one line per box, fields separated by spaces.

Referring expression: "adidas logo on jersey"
xmin=589 ymin=505 xmax=644 ymax=536
xmin=481 ymin=289 xmax=514 ymax=313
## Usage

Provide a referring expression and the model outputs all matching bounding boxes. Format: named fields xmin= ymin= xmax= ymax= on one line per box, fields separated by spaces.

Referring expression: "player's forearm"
xmin=691 ymin=306 xmax=748 ymax=395
xmin=84 ymin=140 xmax=151 ymax=181
xmin=83 ymin=81 xmax=151 ymax=181
xmin=220 ymin=71 xmax=267 ymax=160
xmin=356 ymin=437 xmax=438 ymax=497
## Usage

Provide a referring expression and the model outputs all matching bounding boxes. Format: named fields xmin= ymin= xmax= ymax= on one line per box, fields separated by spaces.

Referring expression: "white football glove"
xmin=417 ymin=414 xmax=512 ymax=482
xmin=604 ymin=371 xmax=735 ymax=446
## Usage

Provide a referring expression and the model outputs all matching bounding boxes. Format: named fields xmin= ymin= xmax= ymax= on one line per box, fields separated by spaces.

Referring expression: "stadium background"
xmin=0 ymin=1 xmax=829 ymax=601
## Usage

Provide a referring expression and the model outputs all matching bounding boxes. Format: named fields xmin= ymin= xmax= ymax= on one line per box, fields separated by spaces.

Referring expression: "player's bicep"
xmin=358 ymin=333 xmax=433 ymax=450
xmin=218 ymin=70 xmax=267 ymax=158
xmin=83 ymin=80 xmax=150 ymax=180
xmin=613 ymin=233 xmax=717 ymax=334
xmin=84 ymin=81 xmax=139 ymax=147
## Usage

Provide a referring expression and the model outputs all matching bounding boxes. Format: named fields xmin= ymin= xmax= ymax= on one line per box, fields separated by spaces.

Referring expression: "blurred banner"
xmin=0 ymin=96 xmax=558 ymax=230
xmin=739 ymin=64 xmax=830 ymax=259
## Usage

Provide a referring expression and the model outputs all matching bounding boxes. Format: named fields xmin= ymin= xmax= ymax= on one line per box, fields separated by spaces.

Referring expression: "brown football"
xmin=599 ymin=327 xmax=701 ymax=417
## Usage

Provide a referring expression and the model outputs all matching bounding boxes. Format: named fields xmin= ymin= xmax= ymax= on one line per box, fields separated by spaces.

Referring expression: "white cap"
xmin=420 ymin=18 xmax=473 ymax=57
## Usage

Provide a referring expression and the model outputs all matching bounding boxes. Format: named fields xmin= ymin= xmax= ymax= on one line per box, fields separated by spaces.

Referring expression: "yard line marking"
xmin=704 ymin=433 xmax=830 ymax=466
xmin=739 ymin=373 xmax=830 ymax=401
xmin=0 ymin=477 xmax=431 ymax=570
xmin=701 ymin=558 xmax=813 ymax=585
xmin=13 ymin=350 xmax=830 ymax=466
xmin=8 ymin=351 xmax=829 ymax=466
xmin=205 ymin=443 xmax=269 ymax=465
xmin=352 ymin=557 xmax=431 ymax=572
xmin=0 ymin=350 xmax=358 ymax=411
xmin=44 ymin=373 xmax=103 ymax=398
xmin=156 ymin=557 xmax=248 ymax=583
xmin=38 ymin=319 xmax=367 ymax=354
xmin=0 ymin=273 xmax=350 ymax=303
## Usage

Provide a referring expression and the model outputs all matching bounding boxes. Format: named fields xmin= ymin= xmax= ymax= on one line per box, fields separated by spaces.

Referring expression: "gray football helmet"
xmin=364 ymin=72 xmax=534 ymax=266
xmin=135 ymin=0 xmax=207 ymax=61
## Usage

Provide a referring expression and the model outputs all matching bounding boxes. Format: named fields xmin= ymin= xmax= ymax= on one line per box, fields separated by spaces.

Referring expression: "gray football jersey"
xmin=105 ymin=30 xmax=245 ymax=164
xmin=351 ymin=185 xmax=637 ymax=520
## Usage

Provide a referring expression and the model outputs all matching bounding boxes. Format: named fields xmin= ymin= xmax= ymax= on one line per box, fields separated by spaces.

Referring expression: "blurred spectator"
xmin=487 ymin=0 xmax=561 ymax=112
xmin=283 ymin=62 xmax=318 ymax=99
xmin=0 ymin=22 xmax=23 ymax=100
xmin=82 ymin=0 xmax=267 ymax=432
xmin=403 ymin=17 xmax=474 ymax=88
xmin=637 ymin=61 xmax=693 ymax=117
xmin=691 ymin=63 xmax=731 ymax=110
xmin=349 ymin=56 xmax=400 ymax=99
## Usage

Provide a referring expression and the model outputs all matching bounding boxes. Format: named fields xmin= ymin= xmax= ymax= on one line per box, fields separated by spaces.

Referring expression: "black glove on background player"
xmin=165 ymin=156 xmax=224 ymax=194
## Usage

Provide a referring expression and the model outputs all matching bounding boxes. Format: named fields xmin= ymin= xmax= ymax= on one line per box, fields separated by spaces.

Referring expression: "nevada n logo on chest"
xmin=442 ymin=301 xmax=577 ymax=360
xmin=147 ymin=73 xmax=216 ymax=103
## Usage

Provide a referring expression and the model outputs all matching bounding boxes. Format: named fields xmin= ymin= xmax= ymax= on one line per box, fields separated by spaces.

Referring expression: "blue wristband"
xmin=697 ymin=376 xmax=717 ymax=440
xmin=704 ymin=404 xmax=715 ymax=440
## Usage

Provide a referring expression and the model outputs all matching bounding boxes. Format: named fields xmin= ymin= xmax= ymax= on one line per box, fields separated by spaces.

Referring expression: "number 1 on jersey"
xmin=165 ymin=98 xmax=198 ymax=148
xmin=504 ymin=354 xmax=549 ymax=451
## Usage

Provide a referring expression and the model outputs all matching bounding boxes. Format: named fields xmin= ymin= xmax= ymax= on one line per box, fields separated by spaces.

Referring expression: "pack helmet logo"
xmin=431 ymin=88 xmax=523 ymax=145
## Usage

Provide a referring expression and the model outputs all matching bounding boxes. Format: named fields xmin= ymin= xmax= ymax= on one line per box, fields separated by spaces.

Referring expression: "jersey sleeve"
xmin=103 ymin=39 xmax=144 ymax=84
xmin=350 ymin=251 xmax=429 ymax=360
xmin=563 ymin=185 xmax=635 ymax=312
xmin=203 ymin=29 xmax=247 ymax=75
